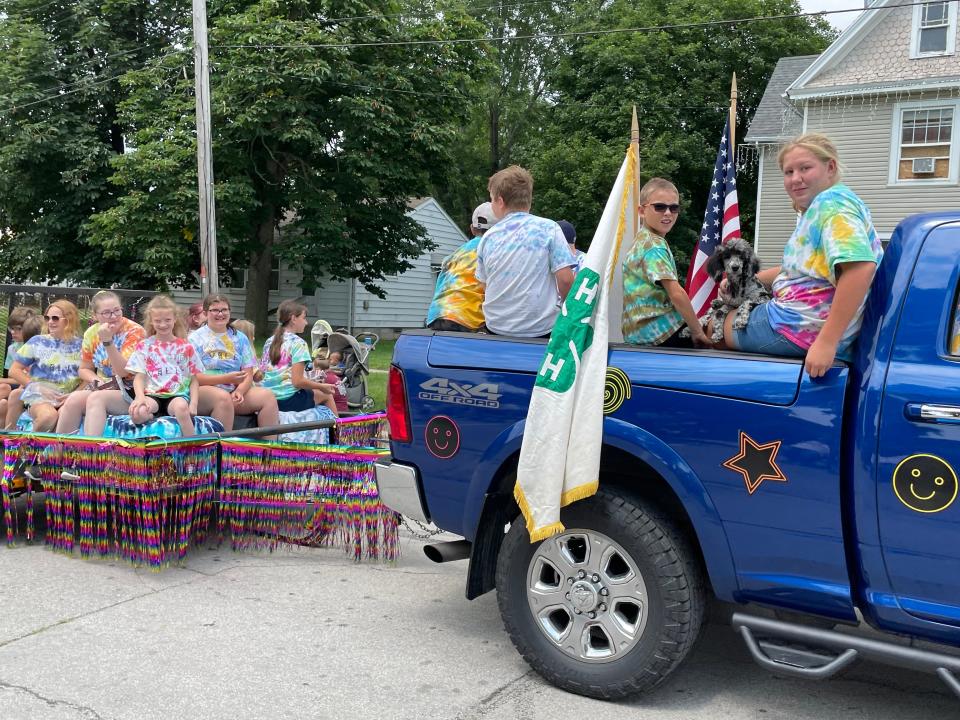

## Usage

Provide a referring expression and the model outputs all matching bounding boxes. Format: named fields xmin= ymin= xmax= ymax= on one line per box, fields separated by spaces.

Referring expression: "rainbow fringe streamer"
xmin=1 ymin=433 xmax=217 ymax=568
xmin=219 ymin=439 xmax=398 ymax=561
xmin=332 ymin=413 xmax=386 ymax=448
xmin=1 ymin=414 xmax=396 ymax=569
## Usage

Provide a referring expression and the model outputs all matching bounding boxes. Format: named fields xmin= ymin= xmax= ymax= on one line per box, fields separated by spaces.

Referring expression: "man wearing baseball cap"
xmin=424 ymin=201 xmax=493 ymax=332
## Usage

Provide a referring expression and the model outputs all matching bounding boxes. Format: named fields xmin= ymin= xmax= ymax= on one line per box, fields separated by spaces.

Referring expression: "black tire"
xmin=495 ymin=487 xmax=706 ymax=700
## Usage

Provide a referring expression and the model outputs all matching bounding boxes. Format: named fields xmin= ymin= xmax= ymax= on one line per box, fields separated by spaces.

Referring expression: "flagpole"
xmin=631 ymin=105 xmax=640 ymax=219
xmin=729 ymin=72 xmax=738 ymax=156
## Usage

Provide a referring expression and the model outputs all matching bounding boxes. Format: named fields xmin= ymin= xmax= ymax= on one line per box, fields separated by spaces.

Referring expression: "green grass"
xmin=367 ymin=338 xmax=396 ymax=371
xmin=364 ymin=339 xmax=394 ymax=411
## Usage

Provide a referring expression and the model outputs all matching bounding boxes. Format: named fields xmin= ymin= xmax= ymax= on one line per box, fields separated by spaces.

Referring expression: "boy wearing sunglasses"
xmin=622 ymin=178 xmax=710 ymax=348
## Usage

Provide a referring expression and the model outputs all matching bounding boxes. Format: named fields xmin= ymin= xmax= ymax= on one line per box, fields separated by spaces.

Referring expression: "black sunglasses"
xmin=44 ymin=314 xmax=63 ymax=321
xmin=649 ymin=203 xmax=681 ymax=214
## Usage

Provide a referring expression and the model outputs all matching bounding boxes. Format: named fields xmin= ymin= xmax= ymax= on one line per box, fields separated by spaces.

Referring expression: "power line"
xmin=217 ymin=0 xmax=566 ymax=29
xmin=210 ymin=0 xmax=941 ymax=50
xmin=0 ymin=47 xmax=190 ymax=116
xmin=214 ymin=62 xmax=734 ymax=114
xmin=1 ymin=0 xmax=936 ymax=115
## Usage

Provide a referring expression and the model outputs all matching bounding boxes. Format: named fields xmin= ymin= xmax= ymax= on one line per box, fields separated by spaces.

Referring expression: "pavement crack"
xmin=0 ymin=678 xmax=105 ymax=719
xmin=0 ymin=572 xmax=205 ymax=651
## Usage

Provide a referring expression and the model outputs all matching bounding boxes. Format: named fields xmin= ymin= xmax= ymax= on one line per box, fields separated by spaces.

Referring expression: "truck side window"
xmin=951 ymin=291 xmax=960 ymax=355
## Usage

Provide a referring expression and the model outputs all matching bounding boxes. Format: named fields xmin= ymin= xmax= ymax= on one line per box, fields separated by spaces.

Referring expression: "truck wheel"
xmin=495 ymin=487 xmax=705 ymax=699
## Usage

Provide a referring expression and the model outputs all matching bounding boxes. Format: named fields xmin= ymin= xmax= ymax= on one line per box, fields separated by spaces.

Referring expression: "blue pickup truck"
xmin=376 ymin=212 xmax=960 ymax=700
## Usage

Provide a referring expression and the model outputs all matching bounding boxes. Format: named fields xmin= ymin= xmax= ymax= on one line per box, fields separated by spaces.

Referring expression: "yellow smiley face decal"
xmin=892 ymin=454 xmax=958 ymax=514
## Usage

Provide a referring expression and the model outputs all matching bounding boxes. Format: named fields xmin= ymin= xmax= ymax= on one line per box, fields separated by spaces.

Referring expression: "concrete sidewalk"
xmin=0 ymin=523 xmax=954 ymax=719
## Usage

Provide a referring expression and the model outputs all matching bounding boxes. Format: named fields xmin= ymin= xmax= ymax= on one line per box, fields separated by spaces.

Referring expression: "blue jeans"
xmin=730 ymin=303 xmax=806 ymax=357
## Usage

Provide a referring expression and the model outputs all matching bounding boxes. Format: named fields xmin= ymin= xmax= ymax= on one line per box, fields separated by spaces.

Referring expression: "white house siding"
xmin=807 ymin=5 xmax=959 ymax=88
xmin=312 ymin=278 xmax=351 ymax=328
xmin=754 ymin=144 xmax=800 ymax=268
xmin=350 ymin=197 xmax=468 ymax=331
xmin=175 ymin=198 xmax=467 ymax=334
xmin=171 ymin=261 xmax=305 ymax=322
xmin=805 ymin=91 xmax=960 ymax=235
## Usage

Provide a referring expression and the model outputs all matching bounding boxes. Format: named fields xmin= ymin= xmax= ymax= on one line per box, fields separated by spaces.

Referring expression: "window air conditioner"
xmin=912 ymin=157 xmax=936 ymax=174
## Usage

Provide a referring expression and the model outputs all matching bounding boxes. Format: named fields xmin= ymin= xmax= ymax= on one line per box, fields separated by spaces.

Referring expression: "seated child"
xmin=312 ymin=355 xmax=348 ymax=415
xmin=622 ymin=178 xmax=710 ymax=348
xmin=111 ymin=295 xmax=202 ymax=437
xmin=3 ymin=314 xmax=44 ymax=429
xmin=0 ymin=307 xmax=38 ymax=423
xmin=231 ymin=320 xmax=264 ymax=381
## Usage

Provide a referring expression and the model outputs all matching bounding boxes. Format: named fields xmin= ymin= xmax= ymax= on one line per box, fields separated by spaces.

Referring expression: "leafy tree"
xmin=0 ymin=0 xmax=187 ymax=285
xmin=526 ymin=0 xmax=834 ymax=274
xmin=433 ymin=0 xmax=577 ymax=228
xmin=88 ymin=0 xmax=486 ymax=331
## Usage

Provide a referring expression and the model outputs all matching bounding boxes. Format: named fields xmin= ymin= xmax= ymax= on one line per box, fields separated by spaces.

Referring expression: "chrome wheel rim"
xmin=525 ymin=529 xmax=648 ymax=663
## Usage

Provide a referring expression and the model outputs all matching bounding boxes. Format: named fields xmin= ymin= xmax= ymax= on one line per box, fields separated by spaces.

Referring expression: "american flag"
xmin=685 ymin=117 xmax=741 ymax=316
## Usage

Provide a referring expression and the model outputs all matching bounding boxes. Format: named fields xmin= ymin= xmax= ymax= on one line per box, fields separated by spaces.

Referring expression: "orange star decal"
xmin=722 ymin=431 xmax=788 ymax=495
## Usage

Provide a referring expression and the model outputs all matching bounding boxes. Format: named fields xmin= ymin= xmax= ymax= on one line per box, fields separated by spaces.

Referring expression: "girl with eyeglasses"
xmin=6 ymin=300 xmax=82 ymax=432
xmin=715 ymin=133 xmax=882 ymax=378
xmin=56 ymin=291 xmax=146 ymax=434
xmin=189 ymin=294 xmax=279 ymax=435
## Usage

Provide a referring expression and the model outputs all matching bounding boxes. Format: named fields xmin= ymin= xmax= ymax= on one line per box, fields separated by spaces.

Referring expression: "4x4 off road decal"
xmin=722 ymin=431 xmax=788 ymax=495
xmin=418 ymin=377 xmax=501 ymax=409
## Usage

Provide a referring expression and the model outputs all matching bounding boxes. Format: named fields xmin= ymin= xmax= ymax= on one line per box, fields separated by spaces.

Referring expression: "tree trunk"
xmin=245 ymin=210 xmax=275 ymax=337
xmin=489 ymin=99 xmax=501 ymax=174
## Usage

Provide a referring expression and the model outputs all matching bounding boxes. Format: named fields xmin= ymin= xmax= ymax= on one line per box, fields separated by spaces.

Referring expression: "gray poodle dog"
xmin=686 ymin=238 xmax=771 ymax=343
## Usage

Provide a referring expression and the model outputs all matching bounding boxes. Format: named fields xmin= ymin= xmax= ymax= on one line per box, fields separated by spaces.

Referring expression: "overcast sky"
xmin=798 ymin=0 xmax=868 ymax=31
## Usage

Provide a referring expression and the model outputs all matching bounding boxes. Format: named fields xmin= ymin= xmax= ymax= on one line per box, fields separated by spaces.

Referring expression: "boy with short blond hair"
xmin=622 ymin=178 xmax=710 ymax=348
xmin=476 ymin=165 xmax=576 ymax=337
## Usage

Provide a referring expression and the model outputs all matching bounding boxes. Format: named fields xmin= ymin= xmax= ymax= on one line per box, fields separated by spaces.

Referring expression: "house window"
xmin=911 ymin=2 xmax=957 ymax=57
xmin=889 ymin=100 xmax=960 ymax=185
xmin=228 ymin=257 xmax=281 ymax=291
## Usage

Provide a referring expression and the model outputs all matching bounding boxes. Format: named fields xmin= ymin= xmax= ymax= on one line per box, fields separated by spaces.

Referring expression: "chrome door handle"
xmin=905 ymin=403 xmax=960 ymax=423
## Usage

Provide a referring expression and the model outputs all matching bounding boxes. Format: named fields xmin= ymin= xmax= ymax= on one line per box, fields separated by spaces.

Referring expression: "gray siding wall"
xmin=171 ymin=261 xmax=306 ymax=321
xmin=754 ymin=144 xmax=801 ymax=268
xmin=753 ymin=91 xmax=960 ymax=267
xmin=174 ymin=198 xmax=467 ymax=333
xmin=806 ymin=92 xmax=960 ymax=233
xmin=352 ymin=198 xmax=467 ymax=330
xmin=313 ymin=279 xmax=351 ymax=328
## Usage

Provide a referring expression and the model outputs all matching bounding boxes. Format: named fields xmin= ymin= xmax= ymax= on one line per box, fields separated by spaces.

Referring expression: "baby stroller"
xmin=311 ymin=322 xmax=377 ymax=412
xmin=310 ymin=319 xmax=335 ymax=361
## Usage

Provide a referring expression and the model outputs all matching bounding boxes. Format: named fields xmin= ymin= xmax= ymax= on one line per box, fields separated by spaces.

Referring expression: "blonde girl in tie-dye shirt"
xmin=726 ymin=134 xmax=882 ymax=378
xmin=765 ymin=183 xmax=881 ymax=353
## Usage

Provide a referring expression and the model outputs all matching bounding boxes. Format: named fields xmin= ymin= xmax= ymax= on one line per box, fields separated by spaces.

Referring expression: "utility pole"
xmin=193 ymin=0 xmax=219 ymax=295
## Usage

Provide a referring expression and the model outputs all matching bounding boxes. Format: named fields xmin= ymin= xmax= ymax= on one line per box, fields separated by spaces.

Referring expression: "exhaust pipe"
xmin=423 ymin=539 xmax=472 ymax=563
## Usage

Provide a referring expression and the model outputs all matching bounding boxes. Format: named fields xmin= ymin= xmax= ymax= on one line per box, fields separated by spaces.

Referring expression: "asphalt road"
xmin=0 ymin=512 xmax=956 ymax=719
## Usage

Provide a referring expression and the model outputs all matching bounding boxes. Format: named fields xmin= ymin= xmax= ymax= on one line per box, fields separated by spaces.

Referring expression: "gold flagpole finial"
xmin=631 ymin=105 xmax=639 ymax=146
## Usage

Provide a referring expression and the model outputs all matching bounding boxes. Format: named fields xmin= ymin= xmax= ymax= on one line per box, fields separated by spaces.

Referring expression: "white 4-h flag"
xmin=514 ymin=143 xmax=639 ymax=541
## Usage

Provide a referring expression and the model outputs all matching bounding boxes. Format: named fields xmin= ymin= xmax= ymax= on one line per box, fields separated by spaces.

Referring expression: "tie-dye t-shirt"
xmin=81 ymin=318 xmax=145 ymax=379
xmin=5 ymin=341 xmax=22 ymax=370
xmin=259 ymin=332 xmax=311 ymax=401
xmin=126 ymin=336 xmax=203 ymax=398
xmin=189 ymin=325 xmax=257 ymax=390
xmin=14 ymin=334 xmax=82 ymax=393
xmin=476 ymin=212 xmax=576 ymax=337
xmin=425 ymin=238 xmax=485 ymax=330
xmin=622 ymin=226 xmax=684 ymax=345
xmin=766 ymin=184 xmax=882 ymax=352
